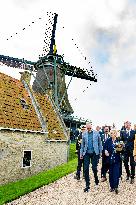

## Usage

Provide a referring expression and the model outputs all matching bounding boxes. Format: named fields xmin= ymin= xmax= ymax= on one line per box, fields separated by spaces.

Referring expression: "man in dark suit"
xmin=120 ymin=121 xmax=135 ymax=184
xmin=101 ymin=126 xmax=110 ymax=182
xmin=121 ymin=121 xmax=128 ymax=131
xmin=74 ymin=125 xmax=86 ymax=180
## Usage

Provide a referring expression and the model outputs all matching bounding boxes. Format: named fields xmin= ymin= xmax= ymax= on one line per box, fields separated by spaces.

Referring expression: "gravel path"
xmin=7 ymin=163 xmax=136 ymax=205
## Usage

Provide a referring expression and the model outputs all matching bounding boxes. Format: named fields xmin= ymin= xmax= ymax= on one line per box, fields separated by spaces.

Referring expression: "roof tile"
xmin=0 ymin=72 xmax=42 ymax=131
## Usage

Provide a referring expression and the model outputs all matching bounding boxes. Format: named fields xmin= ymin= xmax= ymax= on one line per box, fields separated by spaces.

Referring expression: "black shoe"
xmin=130 ymin=178 xmax=134 ymax=184
xmin=84 ymin=187 xmax=90 ymax=192
xmin=95 ymin=180 xmax=99 ymax=185
xmin=101 ymin=177 xmax=107 ymax=182
xmin=115 ymin=188 xmax=118 ymax=194
xmin=95 ymin=176 xmax=99 ymax=185
xmin=110 ymin=188 xmax=114 ymax=192
xmin=126 ymin=176 xmax=129 ymax=181
xmin=74 ymin=175 xmax=80 ymax=180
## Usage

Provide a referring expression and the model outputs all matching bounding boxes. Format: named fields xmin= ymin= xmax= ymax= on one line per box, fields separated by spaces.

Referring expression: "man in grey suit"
xmin=80 ymin=123 xmax=102 ymax=192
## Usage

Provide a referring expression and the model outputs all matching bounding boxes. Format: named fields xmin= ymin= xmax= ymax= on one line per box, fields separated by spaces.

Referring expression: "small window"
xmin=22 ymin=150 xmax=32 ymax=168
xmin=20 ymin=98 xmax=29 ymax=110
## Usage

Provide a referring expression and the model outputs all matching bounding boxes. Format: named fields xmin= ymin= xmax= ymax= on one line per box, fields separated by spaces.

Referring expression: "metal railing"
xmin=22 ymin=80 xmax=47 ymax=132
xmin=47 ymin=94 xmax=69 ymax=141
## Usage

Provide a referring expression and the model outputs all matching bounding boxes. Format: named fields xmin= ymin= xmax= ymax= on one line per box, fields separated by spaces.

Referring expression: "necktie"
xmin=126 ymin=130 xmax=130 ymax=137
xmin=105 ymin=134 xmax=107 ymax=141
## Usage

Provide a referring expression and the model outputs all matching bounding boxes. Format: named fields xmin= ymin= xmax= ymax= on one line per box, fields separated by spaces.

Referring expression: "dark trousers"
xmin=76 ymin=152 xmax=84 ymax=178
xmin=123 ymin=150 xmax=135 ymax=179
xmin=83 ymin=152 xmax=99 ymax=187
xmin=109 ymin=163 xmax=120 ymax=189
xmin=119 ymin=159 xmax=122 ymax=178
xmin=101 ymin=151 xmax=109 ymax=178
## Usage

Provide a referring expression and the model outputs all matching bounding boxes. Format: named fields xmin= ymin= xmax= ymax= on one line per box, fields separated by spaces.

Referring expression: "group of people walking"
xmin=74 ymin=121 xmax=136 ymax=194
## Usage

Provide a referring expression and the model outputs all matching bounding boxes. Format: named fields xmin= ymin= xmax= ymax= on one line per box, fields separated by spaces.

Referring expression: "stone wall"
xmin=0 ymin=130 xmax=68 ymax=185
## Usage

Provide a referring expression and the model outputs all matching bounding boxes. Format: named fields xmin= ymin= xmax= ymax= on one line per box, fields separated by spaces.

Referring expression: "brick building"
xmin=0 ymin=71 xmax=69 ymax=185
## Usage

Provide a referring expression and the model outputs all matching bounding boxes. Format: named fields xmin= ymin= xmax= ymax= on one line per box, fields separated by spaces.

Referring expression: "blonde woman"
xmin=105 ymin=129 xmax=122 ymax=194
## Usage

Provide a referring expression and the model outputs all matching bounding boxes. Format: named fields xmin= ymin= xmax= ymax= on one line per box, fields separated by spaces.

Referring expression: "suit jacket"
xmin=104 ymin=137 xmax=121 ymax=164
xmin=121 ymin=126 xmax=126 ymax=131
xmin=80 ymin=130 xmax=102 ymax=157
xmin=101 ymin=133 xmax=110 ymax=149
xmin=120 ymin=129 xmax=135 ymax=152
xmin=76 ymin=132 xmax=82 ymax=152
xmin=133 ymin=133 xmax=136 ymax=156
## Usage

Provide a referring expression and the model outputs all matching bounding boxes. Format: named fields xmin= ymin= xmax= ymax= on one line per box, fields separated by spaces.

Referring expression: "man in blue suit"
xmin=120 ymin=121 xmax=135 ymax=184
xmin=101 ymin=126 xmax=110 ymax=182
xmin=80 ymin=123 xmax=102 ymax=192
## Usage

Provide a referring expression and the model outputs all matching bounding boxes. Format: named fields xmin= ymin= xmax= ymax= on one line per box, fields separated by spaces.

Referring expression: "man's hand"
xmin=134 ymin=155 xmax=136 ymax=162
xmin=80 ymin=155 xmax=83 ymax=160
xmin=105 ymin=150 xmax=109 ymax=157
xmin=99 ymin=153 xmax=102 ymax=158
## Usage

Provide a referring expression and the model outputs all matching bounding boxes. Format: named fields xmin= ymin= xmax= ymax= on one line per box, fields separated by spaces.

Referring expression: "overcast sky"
xmin=0 ymin=0 xmax=136 ymax=129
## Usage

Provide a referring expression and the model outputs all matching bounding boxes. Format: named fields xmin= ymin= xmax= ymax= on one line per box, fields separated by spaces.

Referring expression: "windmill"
xmin=0 ymin=12 xmax=97 ymax=123
xmin=32 ymin=13 xmax=97 ymax=116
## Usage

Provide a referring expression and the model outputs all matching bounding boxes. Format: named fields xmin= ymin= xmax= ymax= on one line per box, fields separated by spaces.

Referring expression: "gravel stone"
xmin=6 ymin=162 xmax=136 ymax=205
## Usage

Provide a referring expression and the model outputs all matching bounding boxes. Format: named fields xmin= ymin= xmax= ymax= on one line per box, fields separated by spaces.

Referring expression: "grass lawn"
xmin=69 ymin=142 xmax=77 ymax=161
xmin=0 ymin=143 xmax=77 ymax=205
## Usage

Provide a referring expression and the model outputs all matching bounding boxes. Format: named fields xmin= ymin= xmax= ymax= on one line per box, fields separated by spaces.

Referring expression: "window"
xmin=20 ymin=99 xmax=29 ymax=109
xmin=22 ymin=150 xmax=32 ymax=168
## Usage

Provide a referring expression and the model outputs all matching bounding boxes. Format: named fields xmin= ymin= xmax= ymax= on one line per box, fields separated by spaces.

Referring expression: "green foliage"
xmin=0 ymin=143 xmax=77 ymax=205
xmin=69 ymin=142 xmax=77 ymax=161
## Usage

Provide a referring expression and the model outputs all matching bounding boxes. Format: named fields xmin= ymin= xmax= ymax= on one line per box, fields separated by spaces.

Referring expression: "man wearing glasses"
xmin=80 ymin=123 xmax=102 ymax=192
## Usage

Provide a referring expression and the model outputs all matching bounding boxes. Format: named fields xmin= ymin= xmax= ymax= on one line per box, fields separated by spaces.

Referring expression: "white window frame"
xmin=22 ymin=150 xmax=32 ymax=168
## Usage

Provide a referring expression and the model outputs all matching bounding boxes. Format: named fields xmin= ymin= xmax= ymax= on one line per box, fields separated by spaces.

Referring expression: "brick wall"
xmin=0 ymin=130 xmax=68 ymax=185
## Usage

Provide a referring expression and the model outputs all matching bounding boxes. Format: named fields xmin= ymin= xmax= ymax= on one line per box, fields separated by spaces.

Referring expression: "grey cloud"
xmin=11 ymin=0 xmax=41 ymax=9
